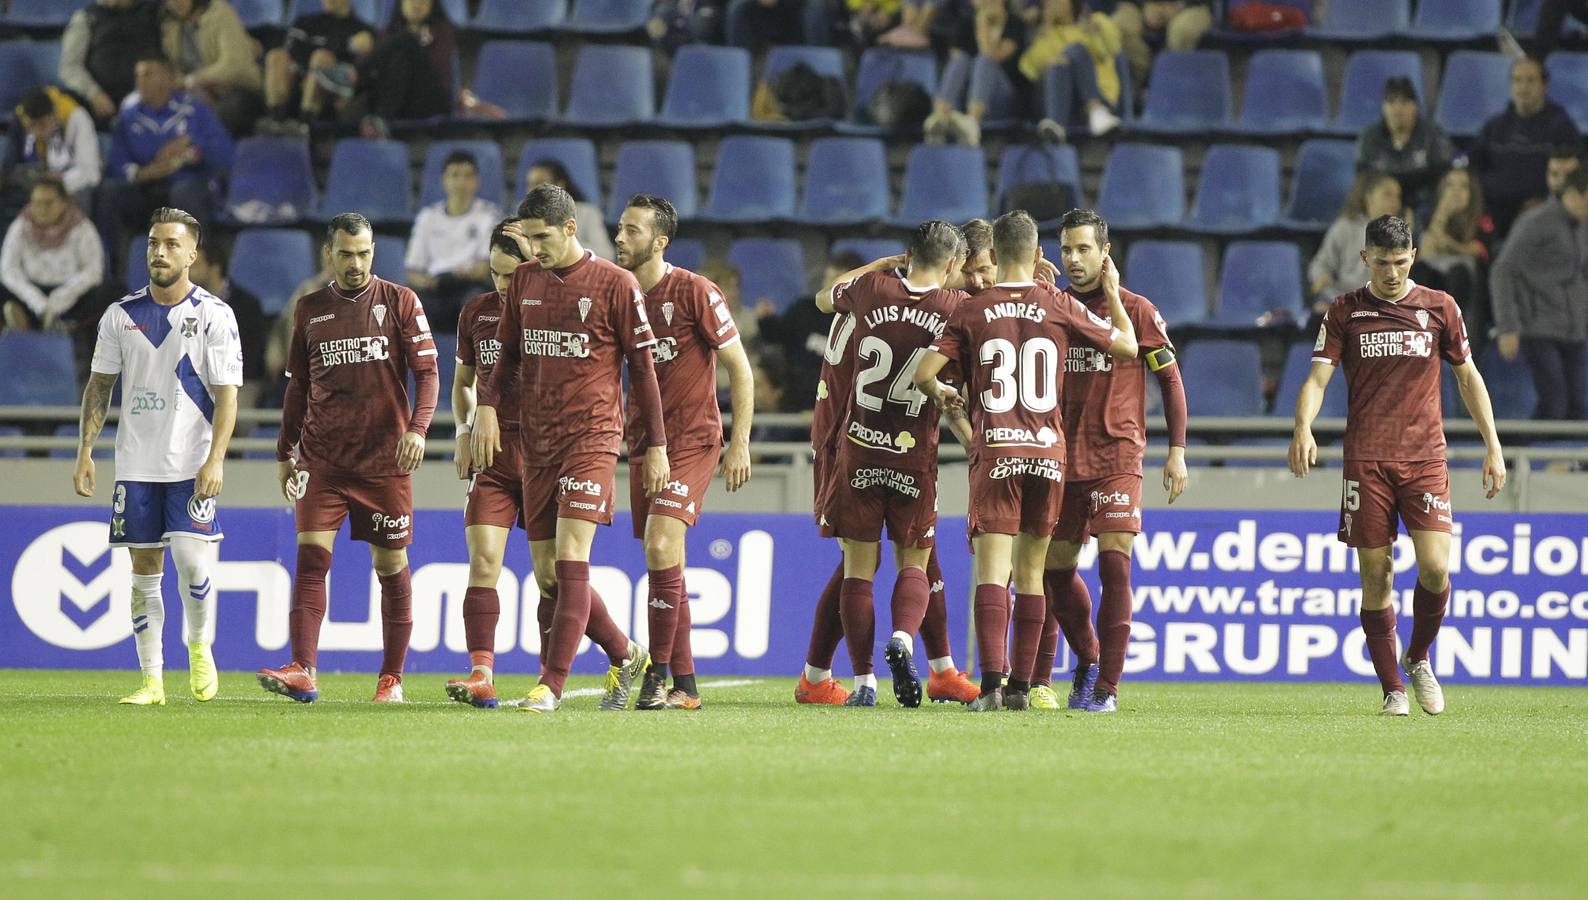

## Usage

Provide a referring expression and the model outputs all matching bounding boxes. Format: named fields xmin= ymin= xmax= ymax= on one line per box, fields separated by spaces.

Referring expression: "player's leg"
xmin=1087 ymin=531 xmax=1138 ymax=713
xmin=369 ymin=544 xmax=413 ymax=703
xmin=920 ymin=547 xmax=979 ymax=704
xmin=837 ymin=537 xmax=881 ymax=706
xmin=969 ymin=532 xmax=1015 ymax=709
xmin=446 ymin=523 xmax=510 ymax=708
xmin=1402 ymin=529 xmax=1452 ymax=715
xmin=167 ymin=537 xmax=218 ymax=702
xmin=123 ymin=546 xmax=169 ymax=705
xmin=1358 ymin=545 xmax=1408 ymax=715
xmin=638 ymin=513 xmax=688 ymax=709
xmin=664 ymin=546 xmax=700 ymax=710
xmin=1042 ymin=538 xmax=1099 ymax=709
xmin=798 ymin=562 xmax=851 ymax=704
xmin=883 ymin=543 xmax=933 ymax=708
xmin=1005 ymin=532 xmax=1055 ymax=709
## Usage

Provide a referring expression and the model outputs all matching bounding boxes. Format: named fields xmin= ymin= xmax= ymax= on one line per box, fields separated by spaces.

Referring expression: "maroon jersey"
xmin=457 ymin=290 xmax=518 ymax=433
xmin=931 ymin=281 xmax=1118 ymax=463
xmin=812 ymin=311 xmax=857 ymax=453
xmin=283 ymin=277 xmax=437 ymax=476
xmin=1314 ymin=283 xmax=1470 ymax=462
xmin=485 ymin=251 xmax=657 ymax=458
xmin=1061 ymin=285 xmax=1174 ymax=480
xmin=832 ymin=269 xmax=964 ymax=468
xmin=625 ymin=265 xmax=740 ymax=457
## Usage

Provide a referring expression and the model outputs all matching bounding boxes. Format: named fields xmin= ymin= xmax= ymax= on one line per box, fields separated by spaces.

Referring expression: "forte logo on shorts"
xmin=850 ymin=467 xmax=922 ymax=498
xmin=558 ymin=477 xmax=603 ymax=496
xmin=522 ymin=329 xmax=590 ymax=359
xmin=985 ymin=426 xmax=1058 ymax=449
xmin=1091 ymin=489 xmax=1132 ymax=508
xmin=847 ymin=421 xmax=916 ymax=454
xmin=318 ymin=335 xmax=390 ymax=366
xmin=1424 ymin=492 xmax=1453 ymax=522
xmin=987 ymin=457 xmax=1063 ymax=482
xmin=370 ymin=512 xmax=411 ymax=537
xmin=663 ymin=479 xmax=690 ymax=497
xmin=187 ymin=494 xmax=217 ymax=525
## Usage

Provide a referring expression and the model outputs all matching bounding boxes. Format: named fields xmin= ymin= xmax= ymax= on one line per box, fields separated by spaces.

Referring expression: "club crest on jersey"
xmin=1416 ymin=309 xmax=1429 ymax=329
xmin=180 ymin=317 xmax=198 ymax=338
xmin=373 ymin=304 xmax=387 ymax=328
xmin=661 ymin=301 xmax=675 ymax=325
xmin=578 ymin=297 xmax=593 ymax=322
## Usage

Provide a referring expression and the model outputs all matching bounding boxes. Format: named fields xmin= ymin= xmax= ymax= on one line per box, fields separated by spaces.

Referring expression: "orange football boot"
xmin=665 ymin=689 xmax=702 ymax=710
xmin=256 ymin=661 xmax=317 ymax=702
xmin=445 ymin=671 xmax=499 ymax=708
xmin=927 ymin=668 xmax=980 ymax=704
xmin=795 ymin=673 xmax=850 ymax=705
xmin=372 ymin=673 xmax=405 ymax=703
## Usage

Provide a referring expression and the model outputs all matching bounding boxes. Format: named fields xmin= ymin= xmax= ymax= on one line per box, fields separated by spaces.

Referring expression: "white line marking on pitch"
xmin=7 ymin=679 xmax=764 ymax=706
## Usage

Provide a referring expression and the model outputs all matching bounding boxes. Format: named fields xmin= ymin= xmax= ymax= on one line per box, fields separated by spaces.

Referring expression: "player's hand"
xmin=501 ymin=220 xmax=534 ymax=260
xmin=278 ymin=459 xmax=303 ymax=502
xmin=1163 ymin=446 xmax=1188 ymax=503
xmin=396 ymin=431 xmax=425 ymax=473
xmin=1035 ymin=253 xmax=1059 ymax=284
xmin=453 ymin=433 xmax=474 ymax=479
xmin=644 ymin=445 xmax=671 ymax=497
xmin=1482 ymin=448 xmax=1507 ymax=499
xmin=471 ymin=406 xmax=502 ymax=470
xmin=1288 ymin=428 xmax=1317 ymax=477
xmin=1496 ymin=332 xmax=1520 ymax=362
xmin=871 ymin=254 xmax=907 ymax=272
xmin=1101 ymin=254 xmax=1121 ymax=295
xmin=195 ymin=458 xmax=224 ymax=500
xmin=935 ymin=383 xmax=964 ymax=412
xmin=722 ymin=438 xmax=751 ymax=492
xmin=72 ymin=452 xmax=95 ymax=498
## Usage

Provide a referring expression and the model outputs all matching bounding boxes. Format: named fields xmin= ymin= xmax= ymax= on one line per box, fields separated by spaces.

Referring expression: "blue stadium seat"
xmin=1124 ymin=241 xmax=1207 ymax=328
xmin=728 ymin=239 xmax=807 ymax=312
xmin=425 ymin=333 xmax=458 ymax=411
xmin=1214 ymin=241 xmax=1303 ymax=327
xmin=892 ymin=145 xmax=989 ymax=226
xmin=231 ymin=229 xmax=315 ymax=316
xmin=0 ymin=333 xmax=77 ymax=406
xmin=1134 ymin=51 xmax=1231 ymax=133
xmin=852 ymin=48 xmax=937 ymax=119
xmin=125 ymin=235 xmax=149 ymax=292
xmin=1307 ymin=0 xmax=1409 ymax=40
xmin=372 ymin=234 xmax=407 ymax=284
xmin=798 ymin=137 xmax=889 ymax=226
xmin=472 ymin=0 xmax=565 ymax=30
xmin=564 ymin=44 xmax=654 ymax=127
xmin=1411 ymin=0 xmax=1501 ymax=41
xmin=471 ymin=41 xmax=557 ymax=121
xmin=1436 ymin=51 xmax=1513 ymax=138
xmin=1477 ymin=345 xmax=1539 ymax=420
xmin=702 ymin=136 xmax=796 ymax=223
xmin=559 ymin=0 xmax=648 ymax=33
xmin=1181 ymin=339 xmax=1264 ymax=416
xmin=606 ymin=141 xmax=696 ymax=225
xmin=419 ymin=140 xmax=505 ymax=209
xmin=224 ymin=137 xmax=316 ymax=225
xmin=1333 ymin=51 xmax=1423 ymax=133
xmin=659 ymin=44 xmax=751 ymax=128
xmin=321 ymin=138 xmax=412 ymax=225
xmin=4 ymin=0 xmax=89 ymax=27
xmin=232 ymin=0 xmax=286 ymax=28
xmin=1275 ymin=343 xmax=1348 ymax=419
xmin=1282 ymin=139 xmax=1356 ymax=229
xmin=1097 ymin=143 xmax=1184 ymax=229
xmin=1237 ymin=49 xmax=1326 ymax=134
xmin=0 ymin=41 xmax=63 ymax=122
xmin=667 ymin=239 xmax=706 ymax=273
xmin=0 ymin=425 xmax=23 ymax=460
xmin=831 ymin=239 xmax=905 ymax=263
xmin=1188 ymin=145 xmax=1281 ymax=234
xmin=1507 ymin=0 xmax=1588 ymax=38
xmin=516 ymin=138 xmax=601 ymax=210
xmin=1546 ymin=53 xmax=1588 ymax=131
xmin=996 ymin=144 xmax=1083 ymax=211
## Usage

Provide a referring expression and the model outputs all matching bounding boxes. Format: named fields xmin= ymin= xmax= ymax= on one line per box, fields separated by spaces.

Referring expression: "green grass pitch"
xmin=1 ymin=671 xmax=1583 ymax=898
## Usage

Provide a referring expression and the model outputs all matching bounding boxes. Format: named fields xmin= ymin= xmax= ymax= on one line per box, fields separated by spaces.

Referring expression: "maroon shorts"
xmin=630 ymin=444 xmax=720 ymax=538
xmin=521 ymin=450 xmax=618 ymax=542
xmin=820 ymin=455 xmax=937 ymax=548
xmin=295 ymin=470 xmax=413 ymax=548
xmin=967 ymin=455 xmax=1065 ymax=537
xmin=1053 ymin=473 xmax=1144 ymax=544
xmin=1339 ymin=459 xmax=1452 ymax=548
xmin=464 ymin=436 xmax=523 ymax=530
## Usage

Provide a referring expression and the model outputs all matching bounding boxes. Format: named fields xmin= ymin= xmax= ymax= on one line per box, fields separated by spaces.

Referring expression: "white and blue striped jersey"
xmin=90 ymin=285 xmax=243 ymax=481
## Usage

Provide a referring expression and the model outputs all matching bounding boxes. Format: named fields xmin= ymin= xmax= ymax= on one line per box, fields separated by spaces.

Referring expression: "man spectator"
xmin=1356 ymin=77 xmax=1455 ymax=211
xmin=405 ymin=150 xmax=501 ymax=331
xmin=60 ymin=0 xmax=165 ymax=121
xmin=1471 ymin=56 xmax=1581 ymax=236
xmin=1547 ymin=146 xmax=1584 ymax=197
xmin=727 ymin=0 xmax=822 ymax=50
xmin=6 ymin=87 xmax=102 ymax=211
xmin=758 ymin=250 xmax=864 ymax=413
xmin=261 ymin=0 xmax=374 ymax=129
xmin=97 ymin=56 xmax=234 ymax=265
xmin=160 ymin=0 xmax=266 ymax=136
xmin=1490 ymin=167 xmax=1588 ymax=420
xmin=187 ymin=237 xmax=268 ymax=408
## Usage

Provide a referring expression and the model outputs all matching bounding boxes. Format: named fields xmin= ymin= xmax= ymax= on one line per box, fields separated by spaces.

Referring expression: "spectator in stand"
xmin=925 ymin=0 xmax=1032 ymax=146
xmin=1490 ymin=166 xmax=1588 ymax=420
xmin=60 ymin=0 xmax=165 ymax=122
xmin=697 ymin=259 xmax=781 ymax=411
xmin=6 ymin=87 xmax=103 ymax=210
xmin=187 ymin=237 xmax=267 ymax=407
xmin=726 ymin=0 xmax=823 ymax=50
xmin=1308 ymin=172 xmax=1408 ymax=322
xmin=1470 ymin=56 xmax=1581 ymax=237
xmin=160 ymin=0 xmax=264 ymax=136
xmin=97 ymin=56 xmax=234 ymax=264
xmin=405 ymin=150 xmax=501 ymax=331
xmin=757 ymin=249 xmax=865 ymax=413
xmin=1414 ymin=168 xmax=1496 ymax=356
xmin=262 ymin=253 xmax=336 ymax=408
xmin=1021 ymin=0 xmax=1125 ymax=136
xmin=262 ymin=0 xmax=374 ymax=130
xmin=523 ymin=160 xmax=615 ymax=261
xmin=1530 ymin=0 xmax=1588 ymax=57
xmin=1547 ymin=146 xmax=1584 ymax=197
xmin=348 ymin=0 xmax=458 ymax=132
xmin=1 ymin=176 xmax=105 ymax=341
xmin=1110 ymin=1 xmax=1213 ymax=100
xmin=1356 ymin=76 xmax=1455 ymax=213
xmin=648 ymin=1 xmax=727 ymax=52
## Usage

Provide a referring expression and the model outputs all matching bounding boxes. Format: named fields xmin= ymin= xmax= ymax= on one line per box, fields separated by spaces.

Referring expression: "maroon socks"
xmin=541 ymin=561 xmax=593 ymax=696
xmin=377 ymin=567 xmax=413 ymax=679
xmin=839 ymin=577 xmax=875 ymax=676
xmin=1359 ymin=605 xmax=1405 ymax=694
xmin=1406 ymin=579 xmax=1450 ymax=663
xmin=288 ymin=544 xmax=332 ymax=669
xmin=646 ymin=565 xmax=685 ymax=675
xmin=805 ymin=563 xmax=845 ymax=671
xmin=462 ymin=585 xmax=499 ymax=670
xmin=890 ymin=566 xmax=931 ymax=639
xmin=1096 ymin=550 xmax=1133 ymax=696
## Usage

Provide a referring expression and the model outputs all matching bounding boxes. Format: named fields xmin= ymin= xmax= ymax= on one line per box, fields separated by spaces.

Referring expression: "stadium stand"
xmin=1097 ymin=143 xmax=1185 ymax=229
xmin=1282 ymin=140 xmax=1358 ymax=231
xmin=605 ymin=140 xmax=697 ymax=224
xmin=418 ymin=140 xmax=505 ymax=209
xmin=1237 ymin=49 xmax=1328 ymax=134
xmin=1133 ymin=51 xmax=1232 ymax=134
xmin=223 ymin=137 xmax=316 ymax=226
xmin=1188 ymin=145 xmax=1282 ymax=235
xmin=892 ymin=145 xmax=990 ymax=226
xmin=563 ymin=44 xmax=655 ymax=127
xmin=659 ymin=44 xmax=753 ymax=129
xmin=0 ymin=333 xmax=78 ymax=406
xmin=1214 ymin=241 xmax=1305 ymax=327
xmin=1333 ymin=50 xmax=1425 ymax=132
xmin=798 ymin=137 xmax=890 ymax=226
xmin=1436 ymin=51 xmax=1515 ymax=138
xmin=231 ymin=229 xmax=316 ymax=317
xmin=1124 ymin=241 xmax=1208 ymax=328
xmin=728 ymin=238 xmax=807 ymax=313
xmin=470 ymin=41 xmax=559 ymax=122
xmin=515 ymin=138 xmax=602 ymax=210
xmin=701 ymin=136 xmax=798 ymax=223
xmin=322 ymin=139 xmax=414 ymax=226
xmin=1308 ymin=0 xmax=1411 ymax=41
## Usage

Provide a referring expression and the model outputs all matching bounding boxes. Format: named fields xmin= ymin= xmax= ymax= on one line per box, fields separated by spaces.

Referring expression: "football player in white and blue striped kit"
xmin=74 ymin=208 xmax=242 ymax=706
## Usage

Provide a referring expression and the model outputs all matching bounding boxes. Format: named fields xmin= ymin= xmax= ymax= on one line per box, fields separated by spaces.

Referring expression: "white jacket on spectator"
xmin=0 ymin=214 xmax=104 ymax=319
xmin=404 ymin=197 xmax=501 ymax=277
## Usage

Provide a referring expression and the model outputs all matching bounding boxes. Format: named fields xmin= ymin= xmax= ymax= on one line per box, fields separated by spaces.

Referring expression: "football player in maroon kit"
xmin=914 ymin=210 xmax=1137 ymax=711
xmin=613 ymin=194 xmax=757 ymax=711
xmin=259 ymin=214 xmax=439 ymax=703
xmin=1290 ymin=215 xmax=1506 ymax=717
xmin=472 ymin=184 xmax=667 ymax=714
xmin=1029 ymin=209 xmax=1189 ymax=713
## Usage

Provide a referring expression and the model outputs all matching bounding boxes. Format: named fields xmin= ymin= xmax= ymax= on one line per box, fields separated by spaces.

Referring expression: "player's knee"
xmin=1418 ymin=557 xmax=1450 ymax=590
xmin=535 ymin=572 xmax=558 ymax=597
xmin=372 ymin=548 xmax=408 ymax=576
xmin=468 ymin=555 xmax=500 ymax=586
xmin=128 ymin=548 xmax=164 ymax=576
xmin=643 ymin=532 xmax=681 ymax=569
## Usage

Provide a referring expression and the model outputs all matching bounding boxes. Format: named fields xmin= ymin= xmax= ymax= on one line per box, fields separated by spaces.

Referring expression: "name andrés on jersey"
xmin=522 ymin=328 xmax=589 ymax=359
xmin=983 ymin=301 xmax=1046 ymax=323
xmin=1358 ymin=329 xmax=1432 ymax=359
xmin=865 ymin=304 xmax=947 ymax=338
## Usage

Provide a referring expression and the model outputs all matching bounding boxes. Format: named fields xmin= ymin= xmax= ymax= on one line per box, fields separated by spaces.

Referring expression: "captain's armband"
xmin=1145 ymin=346 xmax=1177 ymax=372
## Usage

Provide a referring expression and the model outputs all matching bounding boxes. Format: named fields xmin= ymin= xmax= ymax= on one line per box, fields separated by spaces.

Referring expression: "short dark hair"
xmin=326 ymin=212 xmax=372 ymax=246
xmin=1364 ymin=214 xmax=1413 ymax=251
xmin=490 ymin=218 xmax=525 ymax=260
xmin=442 ymin=150 xmax=478 ymax=173
xmin=197 ymin=234 xmax=230 ymax=272
xmin=150 ymin=207 xmax=202 ymax=247
xmin=136 ymin=54 xmax=176 ymax=73
xmin=992 ymin=210 xmax=1039 ymax=259
xmin=909 ymin=220 xmax=963 ymax=266
xmin=1058 ymin=208 xmax=1109 ymax=247
xmin=1513 ymin=55 xmax=1547 ymax=81
xmin=1563 ymin=166 xmax=1588 ymax=194
xmin=625 ymin=193 xmax=678 ymax=242
xmin=17 ymin=87 xmax=54 ymax=122
xmin=517 ymin=183 xmax=575 ymax=226
xmin=1382 ymin=76 xmax=1418 ymax=104
xmin=960 ymin=218 xmax=992 ymax=257
xmin=1548 ymin=144 xmax=1583 ymax=163
xmin=528 ymin=158 xmax=583 ymax=202
xmin=29 ymin=172 xmax=69 ymax=201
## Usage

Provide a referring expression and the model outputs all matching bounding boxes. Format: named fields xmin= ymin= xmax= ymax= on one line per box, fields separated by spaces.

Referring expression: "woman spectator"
xmin=925 ymin=0 xmax=1032 ymax=146
xmin=1415 ymin=167 xmax=1496 ymax=356
xmin=160 ymin=0 xmax=264 ymax=136
xmin=1308 ymin=172 xmax=1408 ymax=321
xmin=1 ymin=176 xmax=106 ymax=351
xmin=351 ymin=0 xmax=458 ymax=132
xmin=1020 ymin=0 xmax=1125 ymax=136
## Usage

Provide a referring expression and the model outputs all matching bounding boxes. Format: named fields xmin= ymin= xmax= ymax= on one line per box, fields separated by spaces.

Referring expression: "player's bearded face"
xmin=330 ymin=230 xmax=374 ymax=290
xmin=614 ymin=208 xmax=659 ymax=271
xmin=1059 ymin=226 xmax=1106 ymax=289
xmin=146 ymin=224 xmax=195 ymax=288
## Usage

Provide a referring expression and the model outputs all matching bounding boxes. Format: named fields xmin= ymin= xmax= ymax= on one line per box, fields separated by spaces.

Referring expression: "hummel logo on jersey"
xmin=661 ymin=301 xmax=675 ymax=325
xmin=577 ymin=297 xmax=592 ymax=321
xmin=373 ymin=305 xmax=387 ymax=328
xmin=985 ymin=426 xmax=1058 ymax=448
xmin=649 ymin=597 xmax=674 ymax=610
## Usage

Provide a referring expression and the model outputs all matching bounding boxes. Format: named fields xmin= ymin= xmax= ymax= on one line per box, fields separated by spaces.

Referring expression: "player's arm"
xmin=73 ymin=372 xmax=116 ymax=498
xmin=473 ymin=277 xmax=521 ymax=471
xmin=626 ymin=345 xmax=670 ymax=496
xmin=814 ymin=255 xmax=904 ymax=314
xmin=1099 ymin=256 xmax=1137 ymax=359
xmin=716 ymin=339 xmax=755 ymax=492
xmin=912 ymin=349 xmax=963 ymax=412
xmin=1451 ymin=359 xmax=1508 ymax=499
xmin=1150 ymin=349 xmax=1189 ymax=503
xmin=277 ymin=308 xmax=311 ymax=500
xmin=1288 ymin=361 xmax=1335 ymax=477
xmin=452 ymin=362 xmax=477 ymax=480
xmin=195 ymin=384 xmax=237 ymax=500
